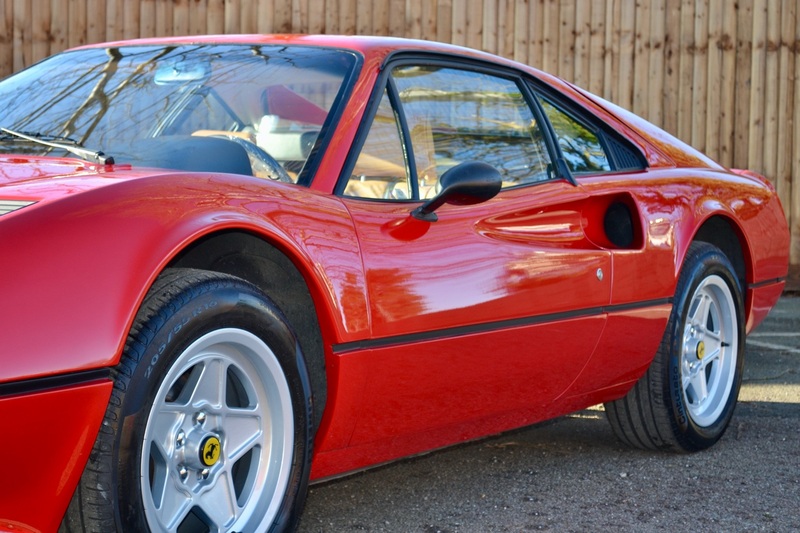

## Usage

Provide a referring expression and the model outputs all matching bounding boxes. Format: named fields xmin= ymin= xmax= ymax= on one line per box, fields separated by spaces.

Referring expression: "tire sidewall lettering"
xmin=143 ymin=300 xmax=218 ymax=380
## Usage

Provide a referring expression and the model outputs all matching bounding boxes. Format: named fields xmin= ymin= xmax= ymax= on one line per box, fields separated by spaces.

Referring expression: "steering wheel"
xmin=212 ymin=134 xmax=293 ymax=183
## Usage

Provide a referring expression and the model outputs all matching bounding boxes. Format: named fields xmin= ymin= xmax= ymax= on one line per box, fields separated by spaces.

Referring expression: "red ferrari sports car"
xmin=0 ymin=35 xmax=789 ymax=532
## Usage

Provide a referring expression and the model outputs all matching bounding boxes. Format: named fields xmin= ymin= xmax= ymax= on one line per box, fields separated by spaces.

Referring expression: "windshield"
xmin=0 ymin=43 xmax=357 ymax=184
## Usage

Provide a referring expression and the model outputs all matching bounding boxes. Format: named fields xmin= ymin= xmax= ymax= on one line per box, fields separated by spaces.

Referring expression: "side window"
xmin=538 ymin=97 xmax=611 ymax=174
xmin=345 ymin=65 xmax=556 ymax=201
xmin=344 ymin=88 xmax=411 ymax=199
xmin=393 ymin=66 xmax=552 ymax=191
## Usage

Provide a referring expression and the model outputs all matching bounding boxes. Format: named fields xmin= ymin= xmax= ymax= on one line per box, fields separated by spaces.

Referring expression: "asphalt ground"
xmin=298 ymin=296 xmax=800 ymax=532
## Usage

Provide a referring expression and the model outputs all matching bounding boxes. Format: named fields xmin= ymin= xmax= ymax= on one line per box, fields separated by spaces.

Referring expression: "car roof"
xmin=70 ymin=33 xmax=532 ymax=73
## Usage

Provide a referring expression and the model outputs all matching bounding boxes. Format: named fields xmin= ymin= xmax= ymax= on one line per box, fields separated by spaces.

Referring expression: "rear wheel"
xmin=605 ymin=242 xmax=744 ymax=452
xmin=61 ymin=269 xmax=312 ymax=532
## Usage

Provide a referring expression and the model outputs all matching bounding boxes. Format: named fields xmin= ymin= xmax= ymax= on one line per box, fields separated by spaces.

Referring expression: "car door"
xmin=337 ymin=60 xmax=613 ymax=447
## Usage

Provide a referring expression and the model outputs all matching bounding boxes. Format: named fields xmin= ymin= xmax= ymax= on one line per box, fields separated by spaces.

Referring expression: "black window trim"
xmin=525 ymin=80 xmax=649 ymax=176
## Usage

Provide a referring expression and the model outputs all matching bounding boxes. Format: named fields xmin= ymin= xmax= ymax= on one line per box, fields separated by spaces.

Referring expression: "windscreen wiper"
xmin=0 ymin=127 xmax=114 ymax=164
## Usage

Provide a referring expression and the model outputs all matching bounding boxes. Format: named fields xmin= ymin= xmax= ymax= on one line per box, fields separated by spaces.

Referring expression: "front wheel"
xmin=605 ymin=242 xmax=745 ymax=452
xmin=62 ymin=269 xmax=312 ymax=532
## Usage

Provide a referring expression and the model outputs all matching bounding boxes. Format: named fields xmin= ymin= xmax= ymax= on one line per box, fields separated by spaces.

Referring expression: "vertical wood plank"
xmin=292 ymin=0 xmax=308 ymax=33
xmin=662 ymin=0 xmax=682 ymax=135
xmin=761 ymin=0 xmax=781 ymax=183
xmin=437 ymin=0 xmax=452 ymax=43
xmin=483 ymin=0 xmax=498 ymax=53
xmin=451 ymin=0 xmax=466 ymax=45
xmin=420 ymin=0 xmax=437 ymax=41
xmin=690 ymin=0 xmax=708 ymax=151
xmin=389 ymin=0 xmax=405 ymax=36
xmin=12 ymin=0 xmax=31 ymax=72
xmin=775 ymin=0 xmax=796 ymax=209
xmin=340 ymin=0 xmax=357 ymax=34
xmin=206 ymin=0 xmax=225 ymax=34
xmin=154 ymin=0 xmax=171 ymax=37
xmin=557 ymin=0 xmax=575 ymax=80
xmin=327 ymin=0 xmax=340 ymax=34
xmin=632 ymin=0 xmax=650 ymax=118
xmin=50 ymin=0 xmax=68 ymax=55
xmin=647 ymin=0 xmax=665 ymax=126
xmin=0 ymin=0 xmax=13 ymax=77
xmin=573 ymin=0 xmax=590 ymax=88
xmin=274 ymin=0 xmax=293 ymax=32
xmin=31 ymin=0 xmax=50 ymax=62
xmin=793 ymin=0 xmax=800 ymax=266
xmin=373 ymin=0 xmax=390 ymax=35
xmin=357 ymin=0 xmax=372 ymax=35
xmin=677 ymin=0 xmax=694 ymax=143
xmin=309 ymin=0 xmax=326 ymax=33
xmin=500 ymin=0 xmax=514 ymax=58
xmin=105 ymin=0 xmax=123 ymax=41
xmin=123 ymin=0 xmax=140 ymax=39
xmin=172 ymin=0 xmax=190 ymax=34
xmin=68 ymin=0 xmax=87 ymax=47
xmin=748 ymin=0 xmax=767 ymax=174
xmin=241 ymin=0 xmax=257 ymax=33
xmin=140 ymin=0 xmax=156 ymax=38
xmin=528 ymin=0 xmax=545 ymax=69
xmin=603 ymin=0 xmax=619 ymax=101
xmin=704 ymin=0 xmax=723 ymax=159
xmin=616 ymin=0 xmax=634 ymax=109
xmin=541 ymin=0 xmax=560 ymax=75
xmin=465 ymin=0 xmax=483 ymax=50
xmin=407 ymin=0 xmax=422 ymax=39
xmin=733 ymin=0 xmax=753 ymax=170
xmin=86 ymin=0 xmax=107 ymax=43
xmin=513 ymin=0 xmax=529 ymax=63
xmin=588 ymin=0 xmax=605 ymax=95
xmin=717 ymin=0 xmax=737 ymax=167
xmin=189 ymin=0 xmax=208 ymax=35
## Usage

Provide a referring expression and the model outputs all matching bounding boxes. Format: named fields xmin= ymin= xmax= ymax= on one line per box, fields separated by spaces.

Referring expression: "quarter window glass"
xmin=392 ymin=66 xmax=552 ymax=190
xmin=345 ymin=89 xmax=411 ymax=199
xmin=539 ymin=98 xmax=611 ymax=173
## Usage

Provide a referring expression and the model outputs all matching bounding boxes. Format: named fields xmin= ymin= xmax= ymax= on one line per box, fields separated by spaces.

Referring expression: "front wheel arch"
xmin=171 ymin=230 xmax=328 ymax=432
xmin=62 ymin=268 xmax=314 ymax=532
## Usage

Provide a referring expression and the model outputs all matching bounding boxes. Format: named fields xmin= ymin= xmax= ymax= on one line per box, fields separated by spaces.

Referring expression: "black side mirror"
xmin=411 ymin=161 xmax=502 ymax=222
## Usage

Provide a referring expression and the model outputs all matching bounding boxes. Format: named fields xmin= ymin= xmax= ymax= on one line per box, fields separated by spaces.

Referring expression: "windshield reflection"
xmin=0 ymin=44 xmax=357 ymax=184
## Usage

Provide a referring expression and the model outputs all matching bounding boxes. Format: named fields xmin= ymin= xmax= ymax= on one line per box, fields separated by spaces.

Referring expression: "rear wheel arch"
xmin=169 ymin=230 xmax=328 ymax=431
xmin=692 ymin=215 xmax=749 ymax=290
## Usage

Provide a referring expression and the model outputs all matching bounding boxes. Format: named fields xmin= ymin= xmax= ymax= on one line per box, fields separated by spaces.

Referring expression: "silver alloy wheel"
xmin=680 ymin=274 xmax=738 ymax=427
xmin=141 ymin=328 xmax=294 ymax=532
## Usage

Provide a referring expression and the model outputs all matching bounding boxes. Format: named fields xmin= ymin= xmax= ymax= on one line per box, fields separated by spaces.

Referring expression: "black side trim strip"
xmin=0 ymin=368 xmax=112 ymax=398
xmin=749 ymin=277 xmax=786 ymax=290
xmin=333 ymin=298 xmax=672 ymax=354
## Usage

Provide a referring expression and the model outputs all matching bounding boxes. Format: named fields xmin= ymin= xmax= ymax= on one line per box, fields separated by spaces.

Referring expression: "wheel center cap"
xmin=199 ymin=435 xmax=221 ymax=467
xmin=696 ymin=340 xmax=706 ymax=360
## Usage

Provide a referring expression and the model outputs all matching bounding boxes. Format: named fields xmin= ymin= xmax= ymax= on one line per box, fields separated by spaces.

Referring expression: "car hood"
xmin=0 ymin=156 xmax=194 ymax=217
xmin=0 ymin=155 xmax=140 ymax=190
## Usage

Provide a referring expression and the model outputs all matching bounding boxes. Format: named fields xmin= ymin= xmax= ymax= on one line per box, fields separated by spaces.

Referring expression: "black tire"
xmin=61 ymin=268 xmax=313 ymax=532
xmin=605 ymin=242 xmax=745 ymax=452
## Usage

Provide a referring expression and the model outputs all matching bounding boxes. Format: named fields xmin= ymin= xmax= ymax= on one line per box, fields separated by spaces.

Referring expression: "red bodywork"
xmin=0 ymin=35 xmax=789 ymax=531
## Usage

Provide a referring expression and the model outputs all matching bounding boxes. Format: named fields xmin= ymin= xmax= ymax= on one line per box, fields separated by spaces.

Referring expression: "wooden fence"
xmin=2 ymin=0 xmax=799 ymax=282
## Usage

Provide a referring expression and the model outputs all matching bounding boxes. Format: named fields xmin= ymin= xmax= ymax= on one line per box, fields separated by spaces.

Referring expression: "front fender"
xmin=0 ymin=173 xmax=368 ymax=384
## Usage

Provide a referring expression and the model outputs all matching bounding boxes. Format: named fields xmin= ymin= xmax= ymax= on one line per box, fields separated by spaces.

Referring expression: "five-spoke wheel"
xmin=605 ymin=242 xmax=745 ymax=451
xmin=62 ymin=269 xmax=312 ymax=532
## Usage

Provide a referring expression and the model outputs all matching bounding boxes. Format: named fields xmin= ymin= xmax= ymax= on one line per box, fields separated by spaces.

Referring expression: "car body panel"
xmin=0 ymin=34 xmax=790 ymax=529
xmin=0 ymin=379 xmax=112 ymax=533
xmin=0 ymin=162 xmax=371 ymax=384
